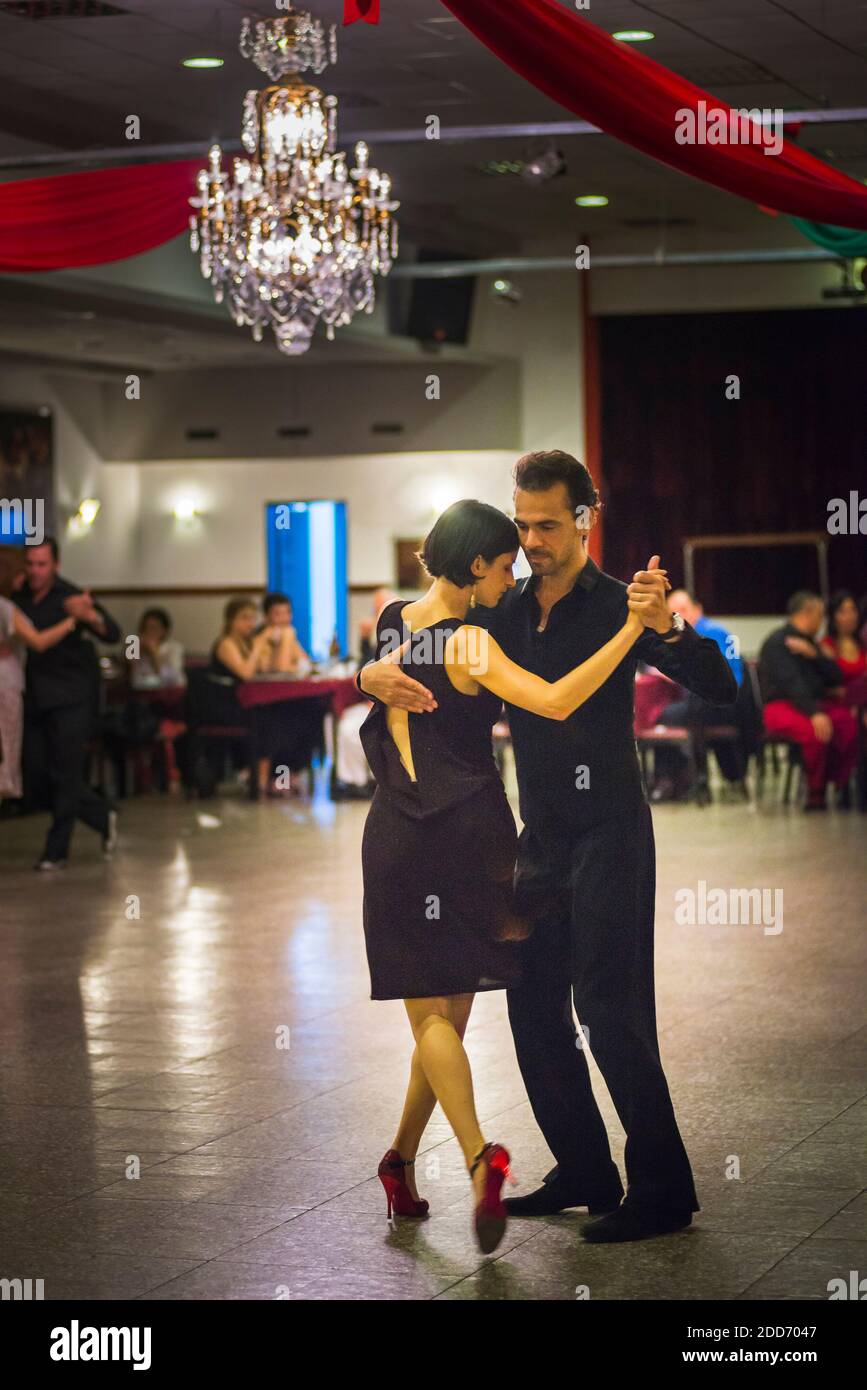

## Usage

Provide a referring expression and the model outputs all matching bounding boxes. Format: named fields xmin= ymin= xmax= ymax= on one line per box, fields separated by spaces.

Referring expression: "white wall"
xmin=470 ymin=269 xmax=585 ymax=455
xmin=0 ymin=360 xmax=519 ymax=649
xmin=4 ymin=257 xmax=814 ymax=657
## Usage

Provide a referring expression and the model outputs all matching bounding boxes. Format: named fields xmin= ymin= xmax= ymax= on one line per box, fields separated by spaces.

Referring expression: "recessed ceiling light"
xmin=575 ymin=195 xmax=609 ymax=207
xmin=612 ymin=30 xmax=655 ymax=43
xmin=182 ymin=56 xmax=224 ymax=69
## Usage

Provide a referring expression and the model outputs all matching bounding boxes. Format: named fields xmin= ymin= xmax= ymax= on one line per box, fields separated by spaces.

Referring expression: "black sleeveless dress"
xmin=360 ymin=600 xmax=526 ymax=1000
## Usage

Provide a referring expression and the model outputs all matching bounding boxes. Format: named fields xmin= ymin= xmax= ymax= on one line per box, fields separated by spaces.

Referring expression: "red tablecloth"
xmin=130 ymin=684 xmax=187 ymax=716
xmin=236 ymin=675 xmax=364 ymax=718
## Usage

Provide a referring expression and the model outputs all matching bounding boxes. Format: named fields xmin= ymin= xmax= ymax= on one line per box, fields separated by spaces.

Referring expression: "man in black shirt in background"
xmin=360 ymin=452 xmax=736 ymax=1242
xmin=14 ymin=538 xmax=121 ymax=869
xmin=759 ymin=590 xmax=858 ymax=811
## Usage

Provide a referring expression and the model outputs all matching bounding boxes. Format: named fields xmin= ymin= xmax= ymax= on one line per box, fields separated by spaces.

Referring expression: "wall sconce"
xmin=173 ymin=497 xmax=198 ymax=521
xmin=68 ymin=498 xmax=101 ymax=536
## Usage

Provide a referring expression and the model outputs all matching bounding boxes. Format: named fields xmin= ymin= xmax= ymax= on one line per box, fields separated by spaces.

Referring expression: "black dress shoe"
xmin=582 ymin=1202 xmax=693 ymax=1243
xmin=504 ymin=1174 xmax=622 ymax=1218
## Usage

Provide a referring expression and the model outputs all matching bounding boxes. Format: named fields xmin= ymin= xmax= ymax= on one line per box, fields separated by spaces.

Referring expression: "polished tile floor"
xmin=1 ymin=785 xmax=865 ymax=1301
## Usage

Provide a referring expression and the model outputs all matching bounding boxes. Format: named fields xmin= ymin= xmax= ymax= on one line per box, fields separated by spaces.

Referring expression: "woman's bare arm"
xmin=12 ymin=608 xmax=76 ymax=652
xmin=446 ymin=614 xmax=644 ymax=720
xmin=271 ymin=627 xmax=308 ymax=673
xmin=216 ymin=633 xmax=270 ymax=681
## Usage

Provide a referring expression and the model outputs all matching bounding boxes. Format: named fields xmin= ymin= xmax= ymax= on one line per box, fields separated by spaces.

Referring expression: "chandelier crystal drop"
xmin=190 ymin=7 xmax=399 ymax=356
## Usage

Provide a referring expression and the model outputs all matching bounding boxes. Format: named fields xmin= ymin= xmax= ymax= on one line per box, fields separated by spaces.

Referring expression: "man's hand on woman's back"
xmin=359 ymin=646 xmax=437 ymax=712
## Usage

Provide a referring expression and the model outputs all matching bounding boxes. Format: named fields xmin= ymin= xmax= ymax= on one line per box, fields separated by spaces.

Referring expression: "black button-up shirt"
xmin=14 ymin=577 xmax=121 ymax=711
xmin=758 ymin=622 xmax=843 ymax=716
xmin=479 ymin=557 xmax=737 ymax=840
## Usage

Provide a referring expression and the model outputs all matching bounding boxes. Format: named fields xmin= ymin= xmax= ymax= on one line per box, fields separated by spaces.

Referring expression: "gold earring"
xmin=470 ymin=585 xmax=477 ymax=609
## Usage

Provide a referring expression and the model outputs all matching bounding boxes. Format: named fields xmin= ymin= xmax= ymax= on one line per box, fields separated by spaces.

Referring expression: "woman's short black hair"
xmin=418 ymin=500 xmax=518 ymax=587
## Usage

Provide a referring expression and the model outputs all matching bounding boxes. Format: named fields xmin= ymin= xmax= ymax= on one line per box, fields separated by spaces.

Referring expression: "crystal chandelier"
xmin=189 ymin=7 xmax=399 ymax=356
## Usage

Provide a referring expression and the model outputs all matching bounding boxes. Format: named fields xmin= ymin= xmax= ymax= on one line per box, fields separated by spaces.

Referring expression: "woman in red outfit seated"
xmin=821 ymin=590 xmax=867 ymax=810
xmin=820 ymin=591 xmax=867 ymax=701
xmin=759 ymin=591 xmax=860 ymax=811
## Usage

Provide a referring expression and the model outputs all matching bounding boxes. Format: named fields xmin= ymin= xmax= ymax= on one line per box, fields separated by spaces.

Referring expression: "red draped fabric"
xmin=1 ymin=0 xmax=866 ymax=272
xmin=440 ymin=0 xmax=867 ymax=230
xmin=0 ymin=159 xmax=201 ymax=272
xmin=343 ymin=0 xmax=380 ymax=22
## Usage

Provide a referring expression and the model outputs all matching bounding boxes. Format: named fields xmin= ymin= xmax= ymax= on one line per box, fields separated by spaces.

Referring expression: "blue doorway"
xmin=265 ymin=500 xmax=348 ymax=662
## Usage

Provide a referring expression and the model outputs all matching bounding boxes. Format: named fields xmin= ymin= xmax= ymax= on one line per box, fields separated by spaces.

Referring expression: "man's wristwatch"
xmin=658 ymin=612 xmax=685 ymax=641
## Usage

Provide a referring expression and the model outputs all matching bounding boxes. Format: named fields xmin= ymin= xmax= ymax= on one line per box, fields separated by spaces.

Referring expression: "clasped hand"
xmin=626 ymin=555 xmax=673 ymax=634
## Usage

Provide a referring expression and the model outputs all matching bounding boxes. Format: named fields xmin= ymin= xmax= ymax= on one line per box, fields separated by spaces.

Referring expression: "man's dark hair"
xmin=263 ymin=591 xmax=291 ymax=614
xmin=31 ymin=535 xmax=60 ymax=562
xmin=140 ymin=607 xmax=171 ymax=633
xmin=418 ymin=499 xmax=518 ymax=587
xmin=787 ymin=590 xmax=822 ymax=617
xmin=513 ymin=450 xmax=600 ymax=516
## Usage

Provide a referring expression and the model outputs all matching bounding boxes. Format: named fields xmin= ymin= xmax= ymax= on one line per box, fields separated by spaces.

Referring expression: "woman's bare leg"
xmin=391 ymin=996 xmax=473 ymax=1200
xmin=402 ymin=995 xmax=489 ymax=1199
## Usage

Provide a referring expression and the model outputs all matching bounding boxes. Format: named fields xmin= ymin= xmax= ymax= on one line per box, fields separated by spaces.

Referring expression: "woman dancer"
xmin=0 ymin=589 xmax=76 ymax=801
xmin=360 ymin=500 xmax=651 ymax=1254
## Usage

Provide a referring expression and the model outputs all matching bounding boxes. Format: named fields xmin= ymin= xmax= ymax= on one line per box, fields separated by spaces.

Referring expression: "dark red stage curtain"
xmin=440 ymin=0 xmax=867 ymax=230
xmin=0 ymin=160 xmax=201 ymax=272
xmin=597 ymin=308 xmax=867 ymax=613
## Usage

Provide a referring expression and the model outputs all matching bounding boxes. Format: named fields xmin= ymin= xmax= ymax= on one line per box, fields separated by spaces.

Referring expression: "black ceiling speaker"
xmin=404 ymin=251 xmax=476 ymax=347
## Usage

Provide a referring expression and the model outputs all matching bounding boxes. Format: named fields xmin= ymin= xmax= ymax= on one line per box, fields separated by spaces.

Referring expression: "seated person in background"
xmin=258 ymin=592 xmax=318 ymax=794
xmin=211 ymin=598 xmax=273 ymax=682
xmin=127 ymin=607 xmax=187 ymax=792
xmin=129 ymin=607 xmax=186 ymax=690
xmin=358 ymin=587 xmax=398 ymax=666
xmin=652 ymin=589 xmax=743 ymax=800
xmin=211 ymin=598 xmax=275 ymax=795
xmin=759 ymin=590 xmax=859 ymax=811
xmin=821 ymin=590 xmax=867 ymax=812
xmin=214 ymin=597 xmax=318 ymax=798
xmin=256 ymin=592 xmax=311 ymax=676
xmin=820 ymin=590 xmax=867 ymax=704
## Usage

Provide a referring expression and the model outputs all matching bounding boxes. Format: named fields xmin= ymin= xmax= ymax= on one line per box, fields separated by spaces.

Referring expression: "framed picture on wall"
xmin=0 ymin=405 xmax=54 ymax=542
xmin=395 ymin=539 xmax=425 ymax=590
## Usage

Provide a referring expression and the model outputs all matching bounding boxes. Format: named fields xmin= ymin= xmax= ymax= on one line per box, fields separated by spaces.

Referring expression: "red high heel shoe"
xmin=471 ymin=1142 xmax=513 ymax=1254
xmin=378 ymin=1149 xmax=429 ymax=1219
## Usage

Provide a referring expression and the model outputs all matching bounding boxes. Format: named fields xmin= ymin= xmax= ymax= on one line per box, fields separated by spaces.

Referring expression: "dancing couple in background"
xmin=359 ymin=451 xmax=735 ymax=1253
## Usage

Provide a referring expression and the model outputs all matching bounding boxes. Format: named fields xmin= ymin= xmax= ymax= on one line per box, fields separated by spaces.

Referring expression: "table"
xmin=236 ymin=675 xmax=365 ymax=799
xmin=130 ymin=684 xmax=187 ymax=718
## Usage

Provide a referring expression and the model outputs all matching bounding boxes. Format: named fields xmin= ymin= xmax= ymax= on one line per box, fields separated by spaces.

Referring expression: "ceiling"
xmin=1 ymin=0 xmax=866 ymax=370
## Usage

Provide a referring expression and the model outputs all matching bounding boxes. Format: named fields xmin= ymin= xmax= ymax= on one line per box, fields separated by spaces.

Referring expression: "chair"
xmin=746 ymin=661 xmax=803 ymax=804
xmin=185 ymin=669 xmax=250 ymax=798
xmin=697 ymin=672 xmax=753 ymax=791
xmin=634 ymin=723 xmax=706 ymax=804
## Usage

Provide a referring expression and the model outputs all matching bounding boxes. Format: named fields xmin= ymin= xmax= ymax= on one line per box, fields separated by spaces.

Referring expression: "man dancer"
xmin=15 ymin=538 xmax=121 ymax=870
xmin=360 ymin=451 xmax=735 ymax=1242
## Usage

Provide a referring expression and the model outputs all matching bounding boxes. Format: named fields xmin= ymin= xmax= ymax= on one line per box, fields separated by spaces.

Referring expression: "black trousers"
xmin=23 ymin=701 xmax=110 ymax=861
xmin=507 ymin=803 xmax=699 ymax=1212
xmin=658 ymin=695 xmax=744 ymax=783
